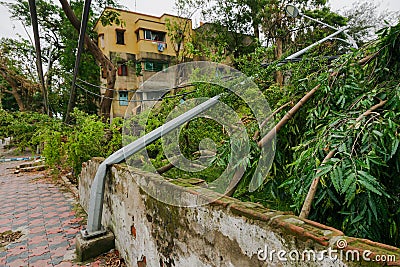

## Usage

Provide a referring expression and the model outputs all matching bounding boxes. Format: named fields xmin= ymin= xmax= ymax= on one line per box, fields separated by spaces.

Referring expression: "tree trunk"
xmin=11 ymin=89 xmax=25 ymax=111
xmin=253 ymin=101 xmax=292 ymax=141
xmin=2 ymin=87 xmax=25 ymax=111
xmin=275 ymin=37 xmax=283 ymax=86
xmin=0 ymin=68 xmax=26 ymax=111
xmin=59 ymin=0 xmax=116 ymax=121
xmin=224 ymin=166 xmax=245 ymax=197
xmin=299 ymin=150 xmax=336 ymax=219
xmin=258 ymin=84 xmax=321 ymax=147
xmin=251 ymin=16 xmax=260 ymax=40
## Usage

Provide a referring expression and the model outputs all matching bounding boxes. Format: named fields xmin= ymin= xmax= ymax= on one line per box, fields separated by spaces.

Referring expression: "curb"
xmin=60 ymin=174 xmax=79 ymax=199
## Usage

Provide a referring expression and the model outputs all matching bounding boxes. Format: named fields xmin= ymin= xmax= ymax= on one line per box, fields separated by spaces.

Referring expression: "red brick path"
xmin=0 ymin=161 xmax=100 ymax=267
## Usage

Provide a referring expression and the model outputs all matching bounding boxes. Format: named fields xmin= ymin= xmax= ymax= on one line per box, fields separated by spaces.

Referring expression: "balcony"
xmin=134 ymin=18 xmax=165 ymax=33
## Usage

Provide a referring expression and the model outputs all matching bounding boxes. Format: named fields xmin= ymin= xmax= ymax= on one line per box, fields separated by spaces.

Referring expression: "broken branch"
xmin=299 ymin=99 xmax=388 ymax=219
xmin=258 ymin=84 xmax=321 ymax=147
xmin=253 ymin=101 xmax=292 ymax=141
xmin=299 ymin=150 xmax=336 ymax=219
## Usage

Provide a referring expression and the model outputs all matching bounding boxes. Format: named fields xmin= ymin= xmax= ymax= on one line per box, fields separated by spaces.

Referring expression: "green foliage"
xmin=41 ymin=130 xmax=63 ymax=167
xmin=0 ymin=108 xmax=122 ymax=175
xmin=100 ymin=10 xmax=125 ymax=27
xmin=263 ymin=24 xmax=399 ymax=245
xmin=0 ymin=111 xmax=56 ymax=151
xmin=229 ymin=22 xmax=400 ymax=247
xmin=0 ymin=38 xmax=42 ymax=112
xmin=0 ymin=0 xmax=108 ymax=117
xmin=65 ymin=109 xmax=106 ymax=173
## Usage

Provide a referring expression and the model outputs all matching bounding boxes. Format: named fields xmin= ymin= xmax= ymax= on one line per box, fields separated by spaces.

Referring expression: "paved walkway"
xmin=0 ymin=160 xmax=98 ymax=267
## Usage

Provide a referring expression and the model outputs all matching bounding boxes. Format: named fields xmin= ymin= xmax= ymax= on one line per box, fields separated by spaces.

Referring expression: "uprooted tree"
xmin=0 ymin=39 xmax=41 ymax=112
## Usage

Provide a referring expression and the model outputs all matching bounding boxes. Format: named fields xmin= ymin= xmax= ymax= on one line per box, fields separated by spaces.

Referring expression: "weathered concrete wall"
xmin=79 ymin=158 xmax=400 ymax=267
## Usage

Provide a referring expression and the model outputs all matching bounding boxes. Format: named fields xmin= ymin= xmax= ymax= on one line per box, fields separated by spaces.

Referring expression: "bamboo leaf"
xmin=352 ymin=215 xmax=364 ymax=224
xmin=345 ymin=183 xmax=357 ymax=206
xmin=358 ymin=179 xmax=382 ymax=196
xmin=331 ymin=167 xmax=340 ymax=192
xmin=391 ymin=139 xmax=399 ymax=158
xmin=342 ymin=173 xmax=355 ymax=194
xmin=372 ymin=130 xmax=383 ymax=137
xmin=316 ymin=164 xmax=333 ymax=177
xmin=368 ymin=196 xmax=378 ymax=221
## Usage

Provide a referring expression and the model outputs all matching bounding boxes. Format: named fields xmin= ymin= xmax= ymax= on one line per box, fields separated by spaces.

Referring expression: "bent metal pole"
xmin=82 ymin=94 xmax=222 ymax=239
xmin=286 ymin=27 xmax=349 ymax=60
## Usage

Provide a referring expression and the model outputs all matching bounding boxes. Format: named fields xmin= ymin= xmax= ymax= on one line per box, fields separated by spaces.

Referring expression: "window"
xmin=144 ymin=61 xmax=168 ymax=72
xmin=98 ymin=34 xmax=105 ymax=48
xmin=119 ymin=91 xmax=128 ymax=106
xmin=144 ymin=30 xmax=152 ymax=40
xmin=144 ymin=91 xmax=162 ymax=101
xmin=116 ymin=29 xmax=125 ymax=45
xmin=117 ymin=63 xmax=128 ymax=76
xmin=144 ymin=61 xmax=153 ymax=71
xmin=143 ymin=30 xmax=166 ymax=42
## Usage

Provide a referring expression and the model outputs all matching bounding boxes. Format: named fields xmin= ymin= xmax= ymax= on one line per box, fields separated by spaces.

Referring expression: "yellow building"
xmin=94 ymin=7 xmax=193 ymax=118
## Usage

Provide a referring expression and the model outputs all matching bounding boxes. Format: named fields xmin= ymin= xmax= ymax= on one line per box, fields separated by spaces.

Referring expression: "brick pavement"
xmin=0 ymin=161 xmax=101 ymax=267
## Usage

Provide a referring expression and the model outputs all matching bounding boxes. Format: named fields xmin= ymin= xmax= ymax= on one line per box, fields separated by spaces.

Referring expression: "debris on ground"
xmin=93 ymin=249 xmax=127 ymax=267
xmin=16 ymin=159 xmax=47 ymax=172
xmin=0 ymin=230 xmax=23 ymax=249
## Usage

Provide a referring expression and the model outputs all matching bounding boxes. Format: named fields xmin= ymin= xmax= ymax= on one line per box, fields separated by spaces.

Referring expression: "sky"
xmin=0 ymin=0 xmax=399 ymax=39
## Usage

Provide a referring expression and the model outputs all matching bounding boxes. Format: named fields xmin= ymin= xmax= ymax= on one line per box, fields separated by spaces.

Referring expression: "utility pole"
xmin=65 ymin=0 xmax=92 ymax=123
xmin=28 ymin=0 xmax=50 ymax=115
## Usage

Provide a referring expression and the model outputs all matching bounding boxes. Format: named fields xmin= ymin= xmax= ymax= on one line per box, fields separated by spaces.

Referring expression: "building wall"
xmin=94 ymin=8 xmax=192 ymax=118
xmin=94 ymin=9 xmax=192 ymax=57
xmin=79 ymin=158 xmax=400 ymax=267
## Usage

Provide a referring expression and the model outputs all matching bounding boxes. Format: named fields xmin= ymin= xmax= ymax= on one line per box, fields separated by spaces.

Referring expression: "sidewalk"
xmin=0 ymin=137 xmax=126 ymax=267
xmin=0 ymin=160 xmax=85 ymax=267
xmin=0 ymin=148 xmax=121 ymax=267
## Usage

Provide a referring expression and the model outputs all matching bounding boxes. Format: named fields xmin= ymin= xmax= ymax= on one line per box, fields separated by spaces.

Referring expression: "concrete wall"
xmin=79 ymin=158 xmax=400 ymax=267
xmin=94 ymin=8 xmax=191 ymax=57
xmin=94 ymin=7 xmax=193 ymax=119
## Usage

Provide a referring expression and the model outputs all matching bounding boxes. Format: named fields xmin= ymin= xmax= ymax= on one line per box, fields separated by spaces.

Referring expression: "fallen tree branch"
xmin=225 ymin=166 xmax=245 ymax=197
xmin=157 ymin=162 xmax=176 ymax=174
xmin=355 ymin=99 xmax=387 ymax=122
xmin=299 ymin=150 xmax=336 ymax=219
xmin=228 ymin=85 xmax=321 ymax=196
xmin=299 ymin=99 xmax=388 ymax=219
xmin=258 ymin=84 xmax=321 ymax=147
xmin=358 ymin=52 xmax=379 ymax=66
xmin=253 ymin=101 xmax=292 ymax=141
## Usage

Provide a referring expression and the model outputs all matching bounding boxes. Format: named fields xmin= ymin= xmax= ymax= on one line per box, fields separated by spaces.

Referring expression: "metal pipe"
xmin=329 ymin=36 xmax=358 ymax=49
xmin=286 ymin=4 xmax=358 ymax=52
xmin=343 ymin=31 xmax=358 ymax=49
xmin=82 ymin=94 xmax=222 ymax=239
xmin=300 ymin=13 xmax=339 ymax=31
xmin=285 ymin=26 xmax=349 ymax=60
xmin=301 ymin=13 xmax=358 ymax=49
